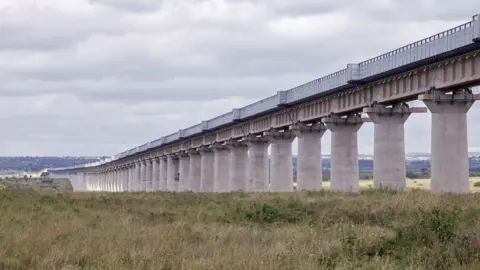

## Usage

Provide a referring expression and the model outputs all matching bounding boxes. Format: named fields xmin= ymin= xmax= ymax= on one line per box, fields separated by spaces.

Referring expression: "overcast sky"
xmin=1 ymin=0 xmax=479 ymax=157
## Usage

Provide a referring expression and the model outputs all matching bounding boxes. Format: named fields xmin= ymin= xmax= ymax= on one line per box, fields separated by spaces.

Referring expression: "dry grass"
xmin=324 ymin=177 xmax=480 ymax=192
xmin=1 ymin=188 xmax=480 ymax=269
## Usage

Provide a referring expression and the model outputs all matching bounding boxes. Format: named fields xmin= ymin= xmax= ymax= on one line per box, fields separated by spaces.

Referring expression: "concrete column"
xmin=167 ymin=155 xmax=179 ymax=191
xmin=125 ymin=168 xmax=129 ymax=191
xmin=245 ymin=136 xmax=270 ymax=192
xmin=102 ymin=172 xmax=106 ymax=191
xmin=199 ymin=147 xmax=214 ymax=192
xmin=293 ymin=123 xmax=326 ymax=191
xmin=116 ymin=169 xmax=121 ymax=192
xmin=138 ymin=161 xmax=145 ymax=191
xmin=118 ymin=169 xmax=123 ymax=192
xmin=145 ymin=159 xmax=153 ymax=192
xmin=211 ymin=144 xmax=231 ymax=193
xmin=121 ymin=168 xmax=127 ymax=192
xmin=113 ymin=170 xmax=117 ymax=192
xmin=323 ymin=115 xmax=364 ymax=192
xmin=127 ymin=166 xmax=133 ymax=191
xmin=151 ymin=158 xmax=159 ymax=191
xmin=188 ymin=151 xmax=202 ymax=192
xmin=419 ymin=90 xmax=478 ymax=193
xmin=159 ymin=157 xmax=167 ymax=191
xmin=227 ymin=141 xmax=248 ymax=192
xmin=105 ymin=171 xmax=109 ymax=191
xmin=110 ymin=170 xmax=114 ymax=192
xmin=105 ymin=171 xmax=109 ymax=192
xmin=364 ymin=104 xmax=426 ymax=190
xmin=267 ymin=130 xmax=295 ymax=192
xmin=178 ymin=153 xmax=190 ymax=192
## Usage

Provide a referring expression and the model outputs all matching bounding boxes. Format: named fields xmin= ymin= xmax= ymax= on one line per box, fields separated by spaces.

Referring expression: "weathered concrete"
xmin=159 ymin=157 xmax=167 ymax=191
xmin=323 ymin=115 xmax=364 ymax=192
xmin=266 ymin=130 xmax=295 ymax=192
xmin=144 ymin=160 xmax=151 ymax=191
xmin=166 ymin=155 xmax=178 ymax=191
xmin=211 ymin=144 xmax=231 ymax=192
xmin=245 ymin=136 xmax=270 ymax=192
xmin=419 ymin=90 xmax=479 ymax=193
xmin=199 ymin=147 xmax=214 ymax=192
xmin=364 ymin=104 xmax=426 ymax=190
xmin=188 ymin=151 xmax=202 ymax=192
xmin=293 ymin=123 xmax=326 ymax=191
xmin=128 ymin=166 xmax=134 ymax=191
xmin=178 ymin=153 xmax=190 ymax=192
xmin=139 ymin=160 xmax=146 ymax=191
xmin=151 ymin=158 xmax=159 ymax=192
xmin=227 ymin=141 xmax=248 ymax=192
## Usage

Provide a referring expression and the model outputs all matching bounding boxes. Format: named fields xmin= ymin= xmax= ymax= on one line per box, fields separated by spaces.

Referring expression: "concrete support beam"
xmin=128 ymin=165 xmax=134 ymax=191
xmin=159 ymin=157 xmax=167 ymax=191
xmin=139 ymin=161 xmax=146 ymax=192
xmin=199 ymin=147 xmax=214 ymax=192
xmin=114 ymin=170 xmax=118 ymax=192
xmin=419 ymin=90 xmax=479 ymax=193
xmin=322 ymin=114 xmax=364 ymax=192
xmin=151 ymin=158 xmax=159 ymax=191
xmin=178 ymin=153 xmax=190 ymax=192
xmin=123 ymin=168 xmax=128 ymax=192
xmin=145 ymin=159 xmax=153 ymax=192
xmin=245 ymin=136 xmax=270 ymax=192
xmin=364 ymin=104 xmax=427 ymax=190
xmin=167 ymin=155 xmax=179 ymax=191
xmin=265 ymin=130 xmax=295 ymax=192
xmin=188 ymin=150 xmax=202 ymax=192
xmin=226 ymin=141 xmax=248 ymax=192
xmin=211 ymin=144 xmax=231 ymax=192
xmin=103 ymin=172 xmax=107 ymax=191
xmin=114 ymin=170 xmax=119 ymax=192
xmin=293 ymin=123 xmax=327 ymax=191
xmin=105 ymin=171 xmax=109 ymax=192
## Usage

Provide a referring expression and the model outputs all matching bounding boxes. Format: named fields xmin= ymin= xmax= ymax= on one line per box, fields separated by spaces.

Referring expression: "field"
xmin=343 ymin=177 xmax=480 ymax=192
xmin=1 ymin=187 xmax=480 ymax=269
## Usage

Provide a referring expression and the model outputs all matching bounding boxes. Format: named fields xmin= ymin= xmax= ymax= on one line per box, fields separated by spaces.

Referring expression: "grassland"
xmin=1 ymin=187 xmax=480 ymax=269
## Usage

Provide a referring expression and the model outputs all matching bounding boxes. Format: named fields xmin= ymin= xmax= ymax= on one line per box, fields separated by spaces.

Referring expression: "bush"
xmin=474 ymin=182 xmax=480 ymax=187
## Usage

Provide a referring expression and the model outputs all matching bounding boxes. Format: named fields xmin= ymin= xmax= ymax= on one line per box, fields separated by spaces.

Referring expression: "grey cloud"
xmin=88 ymin=0 xmax=164 ymax=13
xmin=0 ymin=5 xmax=130 ymax=51
xmin=1 ymin=0 xmax=480 ymax=156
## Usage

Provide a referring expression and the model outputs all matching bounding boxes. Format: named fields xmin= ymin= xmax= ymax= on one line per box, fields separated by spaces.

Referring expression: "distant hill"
xmin=0 ymin=156 xmax=106 ymax=173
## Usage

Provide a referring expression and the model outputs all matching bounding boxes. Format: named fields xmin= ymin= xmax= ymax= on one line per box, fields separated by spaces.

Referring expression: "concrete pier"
xmin=178 ymin=153 xmax=190 ymax=192
xmin=364 ymin=104 xmax=426 ymax=190
xmin=294 ymin=123 xmax=326 ymax=191
xmin=146 ymin=160 xmax=153 ymax=192
xmin=419 ymin=90 xmax=479 ymax=193
xmin=227 ymin=141 xmax=248 ymax=192
xmin=198 ymin=147 xmax=215 ymax=192
xmin=140 ymin=160 xmax=146 ymax=191
xmin=128 ymin=165 xmax=134 ymax=191
xmin=166 ymin=155 xmax=177 ymax=191
xmin=188 ymin=151 xmax=202 ymax=192
xmin=323 ymin=115 xmax=364 ymax=192
xmin=199 ymin=147 xmax=214 ymax=192
xmin=212 ymin=144 xmax=231 ymax=192
xmin=151 ymin=158 xmax=159 ymax=192
xmin=245 ymin=136 xmax=270 ymax=192
xmin=159 ymin=157 xmax=167 ymax=191
xmin=266 ymin=130 xmax=295 ymax=192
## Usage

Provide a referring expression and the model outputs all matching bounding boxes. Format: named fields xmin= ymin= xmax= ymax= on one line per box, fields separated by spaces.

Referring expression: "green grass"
xmin=1 ymin=188 xmax=480 ymax=269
